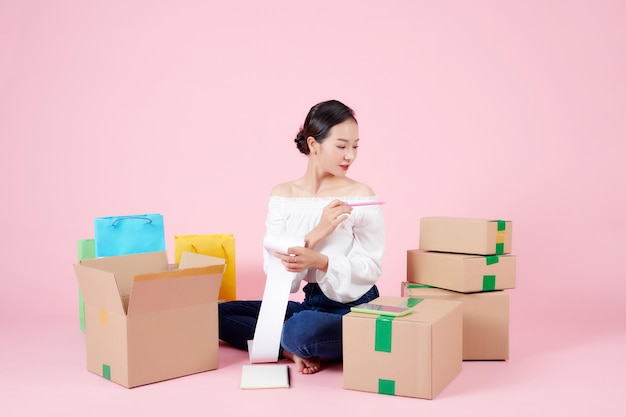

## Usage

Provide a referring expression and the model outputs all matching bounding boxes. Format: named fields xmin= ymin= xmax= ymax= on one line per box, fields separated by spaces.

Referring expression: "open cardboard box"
xmin=74 ymin=251 xmax=225 ymax=388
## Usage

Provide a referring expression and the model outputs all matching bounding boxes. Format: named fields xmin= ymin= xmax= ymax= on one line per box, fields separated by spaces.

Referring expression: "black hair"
xmin=294 ymin=99 xmax=357 ymax=155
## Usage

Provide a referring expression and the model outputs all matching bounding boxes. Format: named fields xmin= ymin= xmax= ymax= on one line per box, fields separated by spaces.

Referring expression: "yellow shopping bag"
xmin=174 ymin=234 xmax=236 ymax=301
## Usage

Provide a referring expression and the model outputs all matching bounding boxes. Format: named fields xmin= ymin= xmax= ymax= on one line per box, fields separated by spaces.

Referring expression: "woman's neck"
xmin=292 ymin=172 xmax=352 ymax=197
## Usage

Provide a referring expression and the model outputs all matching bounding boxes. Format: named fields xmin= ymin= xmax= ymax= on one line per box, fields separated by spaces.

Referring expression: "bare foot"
xmin=282 ymin=350 xmax=321 ymax=374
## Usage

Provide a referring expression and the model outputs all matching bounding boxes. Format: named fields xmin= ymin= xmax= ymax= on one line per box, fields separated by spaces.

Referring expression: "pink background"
xmin=1 ymin=1 xmax=624 ymax=416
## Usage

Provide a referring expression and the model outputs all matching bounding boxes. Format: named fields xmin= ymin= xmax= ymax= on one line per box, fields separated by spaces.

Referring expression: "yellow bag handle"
xmin=189 ymin=243 xmax=227 ymax=258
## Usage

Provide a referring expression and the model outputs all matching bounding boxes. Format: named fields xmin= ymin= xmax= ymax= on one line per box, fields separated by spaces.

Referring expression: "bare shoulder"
xmin=343 ymin=179 xmax=376 ymax=197
xmin=270 ymin=181 xmax=295 ymax=197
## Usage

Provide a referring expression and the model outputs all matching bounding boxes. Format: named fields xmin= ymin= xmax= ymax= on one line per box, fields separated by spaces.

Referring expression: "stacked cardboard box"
xmin=406 ymin=217 xmax=516 ymax=360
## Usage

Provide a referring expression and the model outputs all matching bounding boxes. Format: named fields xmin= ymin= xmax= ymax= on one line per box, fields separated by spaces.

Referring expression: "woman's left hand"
xmin=276 ymin=246 xmax=328 ymax=273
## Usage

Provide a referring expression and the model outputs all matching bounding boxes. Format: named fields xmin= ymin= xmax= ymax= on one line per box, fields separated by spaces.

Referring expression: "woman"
xmin=218 ymin=99 xmax=385 ymax=374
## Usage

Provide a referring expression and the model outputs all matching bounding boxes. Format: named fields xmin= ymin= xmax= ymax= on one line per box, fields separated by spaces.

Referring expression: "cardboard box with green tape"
xmin=407 ymin=249 xmax=516 ymax=293
xmin=343 ymin=296 xmax=462 ymax=400
xmin=401 ymin=282 xmax=510 ymax=360
xmin=419 ymin=217 xmax=512 ymax=255
xmin=74 ymin=251 xmax=225 ymax=388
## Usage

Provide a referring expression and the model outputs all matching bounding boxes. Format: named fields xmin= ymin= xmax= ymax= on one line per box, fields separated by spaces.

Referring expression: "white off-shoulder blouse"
xmin=263 ymin=196 xmax=385 ymax=303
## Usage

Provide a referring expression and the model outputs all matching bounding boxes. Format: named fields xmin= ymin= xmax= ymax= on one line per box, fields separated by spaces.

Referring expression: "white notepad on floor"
xmin=240 ymin=364 xmax=290 ymax=389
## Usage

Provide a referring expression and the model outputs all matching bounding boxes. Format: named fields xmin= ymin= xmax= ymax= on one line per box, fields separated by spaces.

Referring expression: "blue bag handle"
xmin=111 ymin=216 xmax=154 ymax=227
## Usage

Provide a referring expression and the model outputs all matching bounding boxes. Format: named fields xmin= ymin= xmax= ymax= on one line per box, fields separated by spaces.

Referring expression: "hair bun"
xmin=294 ymin=130 xmax=310 ymax=155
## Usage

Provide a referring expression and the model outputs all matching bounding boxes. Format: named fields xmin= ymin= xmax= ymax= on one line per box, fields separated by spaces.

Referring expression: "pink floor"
xmin=3 ymin=289 xmax=624 ymax=417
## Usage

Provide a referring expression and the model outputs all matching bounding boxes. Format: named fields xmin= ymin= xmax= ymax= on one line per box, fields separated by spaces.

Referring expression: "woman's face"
xmin=316 ymin=119 xmax=359 ymax=176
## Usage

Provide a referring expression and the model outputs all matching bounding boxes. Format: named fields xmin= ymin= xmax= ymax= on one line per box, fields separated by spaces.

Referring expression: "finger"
xmin=334 ymin=203 xmax=352 ymax=213
xmin=329 ymin=207 xmax=350 ymax=220
xmin=328 ymin=199 xmax=347 ymax=209
xmin=335 ymin=213 xmax=349 ymax=223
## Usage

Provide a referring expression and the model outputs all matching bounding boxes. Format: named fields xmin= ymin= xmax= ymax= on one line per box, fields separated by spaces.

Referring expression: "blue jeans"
xmin=218 ymin=283 xmax=379 ymax=361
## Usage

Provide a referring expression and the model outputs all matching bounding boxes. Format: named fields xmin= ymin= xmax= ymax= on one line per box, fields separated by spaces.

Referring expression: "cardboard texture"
xmin=401 ymin=282 xmax=510 ymax=360
xmin=74 ymin=251 xmax=225 ymax=388
xmin=419 ymin=217 xmax=512 ymax=255
xmin=407 ymin=249 xmax=516 ymax=292
xmin=343 ymin=296 xmax=462 ymax=400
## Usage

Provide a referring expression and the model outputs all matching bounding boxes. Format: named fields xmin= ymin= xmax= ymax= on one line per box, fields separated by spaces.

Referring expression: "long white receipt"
xmin=248 ymin=234 xmax=303 ymax=363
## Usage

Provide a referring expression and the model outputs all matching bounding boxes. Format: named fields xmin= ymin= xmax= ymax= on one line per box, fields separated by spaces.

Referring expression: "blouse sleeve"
xmin=316 ymin=207 xmax=385 ymax=303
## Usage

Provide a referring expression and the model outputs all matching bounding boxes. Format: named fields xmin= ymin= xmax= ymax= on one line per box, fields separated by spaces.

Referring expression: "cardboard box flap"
xmin=127 ymin=262 xmax=225 ymax=316
xmin=74 ymin=264 xmax=125 ymax=314
xmin=178 ymin=251 xmax=226 ymax=270
xmin=77 ymin=251 xmax=169 ymax=298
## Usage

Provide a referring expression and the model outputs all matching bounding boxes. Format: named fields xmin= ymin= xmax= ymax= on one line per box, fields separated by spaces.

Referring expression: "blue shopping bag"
xmin=94 ymin=213 xmax=165 ymax=257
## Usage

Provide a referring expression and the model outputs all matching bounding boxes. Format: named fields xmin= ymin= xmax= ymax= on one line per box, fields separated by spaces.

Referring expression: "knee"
xmin=281 ymin=311 xmax=310 ymax=346
xmin=282 ymin=311 xmax=306 ymax=335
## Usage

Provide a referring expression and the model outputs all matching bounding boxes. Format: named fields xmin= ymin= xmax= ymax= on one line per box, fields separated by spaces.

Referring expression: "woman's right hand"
xmin=305 ymin=200 xmax=352 ymax=249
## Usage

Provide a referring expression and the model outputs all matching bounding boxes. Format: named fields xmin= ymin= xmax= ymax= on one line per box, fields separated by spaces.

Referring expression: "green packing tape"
xmin=495 ymin=243 xmax=504 ymax=255
xmin=497 ymin=220 xmax=506 ymax=231
xmin=78 ymin=290 xmax=85 ymax=332
xmin=102 ymin=364 xmax=111 ymax=380
xmin=374 ymin=316 xmax=393 ymax=353
xmin=407 ymin=297 xmax=424 ymax=307
xmin=378 ymin=379 xmax=396 ymax=395
xmin=486 ymin=255 xmax=499 ymax=265
xmin=406 ymin=284 xmax=433 ymax=289
xmin=78 ymin=239 xmax=96 ymax=334
xmin=483 ymin=275 xmax=496 ymax=291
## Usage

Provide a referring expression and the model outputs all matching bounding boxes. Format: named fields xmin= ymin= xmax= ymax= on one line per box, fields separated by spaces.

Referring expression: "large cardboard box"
xmin=419 ymin=217 xmax=512 ymax=255
xmin=401 ymin=282 xmax=510 ymax=360
xmin=407 ymin=249 xmax=516 ymax=292
xmin=74 ymin=251 xmax=225 ymax=388
xmin=343 ymin=296 xmax=462 ymax=400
